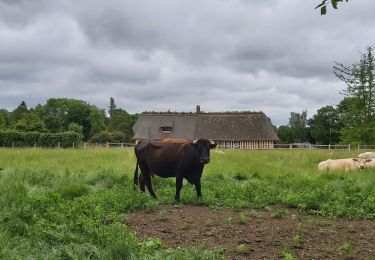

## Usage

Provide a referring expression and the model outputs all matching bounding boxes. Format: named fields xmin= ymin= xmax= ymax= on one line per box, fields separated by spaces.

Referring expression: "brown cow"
xmin=133 ymin=139 xmax=216 ymax=200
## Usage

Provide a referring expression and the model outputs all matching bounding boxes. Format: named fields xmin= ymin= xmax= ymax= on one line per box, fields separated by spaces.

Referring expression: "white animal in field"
xmin=318 ymin=158 xmax=372 ymax=171
xmin=358 ymin=152 xmax=375 ymax=158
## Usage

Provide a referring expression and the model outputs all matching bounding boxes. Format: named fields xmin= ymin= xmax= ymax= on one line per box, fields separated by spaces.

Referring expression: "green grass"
xmin=0 ymin=148 xmax=374 ymax=259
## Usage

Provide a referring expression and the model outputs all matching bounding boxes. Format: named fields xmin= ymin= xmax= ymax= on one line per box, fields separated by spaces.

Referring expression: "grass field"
xmin=0 ymin=148 xmax=375 ymax=259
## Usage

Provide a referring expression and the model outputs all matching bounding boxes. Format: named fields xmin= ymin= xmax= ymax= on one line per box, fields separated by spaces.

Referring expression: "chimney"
xmin=196 ymin=105 xmax=201 ymax=114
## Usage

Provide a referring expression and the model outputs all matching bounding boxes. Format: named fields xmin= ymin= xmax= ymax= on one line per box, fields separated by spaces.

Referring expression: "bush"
xmin=111 ymin=131 xmax=128 ymax=143
xmin=90 ymin=131 xmax=112 ymax=143
xmin=89 ymin=131 xmax=129 ymax=143
xmin=58 ymin=131 xmax=83 ymax=148
xmin=68 ymin=123 xmax=83 ymax=134
xmin=23 ymin=131 xmax=41 ymax=146
xmin=0 ymin=129 xmax=23 ymax=146
xmin=39 ymin=132 xmax=60 ymax=147
xmin=0 ymin=130 xmax=83 ymax=148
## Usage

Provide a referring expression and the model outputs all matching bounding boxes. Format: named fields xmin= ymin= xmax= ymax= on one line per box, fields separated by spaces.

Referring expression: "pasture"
xmin=0 ymin=148 xmax=374 ymax=259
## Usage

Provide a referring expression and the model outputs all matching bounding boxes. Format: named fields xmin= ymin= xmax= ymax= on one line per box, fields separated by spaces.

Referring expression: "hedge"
xmin=89 ymin=131 xmax=128 ymax=143
xmin=0 ymin=130 xmax=83 ymax=148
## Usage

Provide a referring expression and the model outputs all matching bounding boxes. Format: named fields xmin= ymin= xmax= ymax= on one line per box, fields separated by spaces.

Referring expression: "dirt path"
xmin=128 ymin=205 xmax=375 ymax=259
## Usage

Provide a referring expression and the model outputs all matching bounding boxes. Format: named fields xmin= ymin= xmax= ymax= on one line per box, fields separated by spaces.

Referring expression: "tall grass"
xmin=203 ymin=149 xmax=375 ymax=218
xmin=0 ymin=148 xmax=374 ymax=259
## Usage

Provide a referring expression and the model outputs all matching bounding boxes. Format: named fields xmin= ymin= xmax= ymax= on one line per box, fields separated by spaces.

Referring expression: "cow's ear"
xmin=353 ymin=158 xmax=359 ymax=161
xmin=209 ymin=141 xmax=217 ymax=149
xmin=192 ymin=140 xmax=198 ymax=147
xmin=367 ymin=159 xmax=372 ymax=162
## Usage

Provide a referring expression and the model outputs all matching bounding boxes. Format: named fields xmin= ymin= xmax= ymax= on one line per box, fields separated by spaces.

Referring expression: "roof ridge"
xmin=141 ymin=111 xmax=265 ymax=115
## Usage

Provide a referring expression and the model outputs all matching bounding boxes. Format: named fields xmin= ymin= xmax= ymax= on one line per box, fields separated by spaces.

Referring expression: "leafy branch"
xmin=315 ymin=0 xmax=349 ymax=15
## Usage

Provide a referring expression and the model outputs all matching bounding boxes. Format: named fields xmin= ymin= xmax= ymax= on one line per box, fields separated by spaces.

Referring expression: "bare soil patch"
xmin=128 ymin=205 xmax=375 ymax=259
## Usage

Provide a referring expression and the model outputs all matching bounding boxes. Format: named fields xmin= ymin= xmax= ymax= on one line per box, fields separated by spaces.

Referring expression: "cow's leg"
xmin=144 ymin=174 xmax=157 ymax=199
xmin=133 ymin=159 xmax=139 ymax=191
xmin=139 ymin=165 xmax=156 ymax=198
xmin=195 ymin=179 xmax=202 ymax=199
xmin=175 ymin=175 xmax=183 ymax=201
xmin=139 ymin=174 xmax=145 ymax=192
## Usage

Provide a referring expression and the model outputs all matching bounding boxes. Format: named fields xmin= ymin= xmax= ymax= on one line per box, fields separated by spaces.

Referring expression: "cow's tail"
xmin=133 ymin=158 xmax=139 ymax=191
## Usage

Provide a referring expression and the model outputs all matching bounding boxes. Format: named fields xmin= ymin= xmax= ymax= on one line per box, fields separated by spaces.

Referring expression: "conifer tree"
xmin=334 ymin=47 xmax=375 ymax=144
xmin=109 ymin=97 xmax=116 ymax=118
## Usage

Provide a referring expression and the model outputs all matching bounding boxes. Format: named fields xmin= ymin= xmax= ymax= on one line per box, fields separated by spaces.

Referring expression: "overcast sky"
xmin=0 ymin=0 xmax=374 ymax=125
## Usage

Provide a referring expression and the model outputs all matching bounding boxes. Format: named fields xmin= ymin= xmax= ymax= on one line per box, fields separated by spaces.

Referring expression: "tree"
xmin=89 ymin=107 xmax=106 ymax=137
xmin=13 ymin=113 xmax=46 ymax=132
xmin=9 ymin=101 xmax=28 ymax=125
xmin=0 ymin=109 xmax=9 ymax=129
xmin=276 ymin=110 xmax=310 ymax=144
xmin=336 ymin=97 xmax=372 ymax=144
xmin=40 ymin=99 xmax=65 ymax=133
xmin=336 ymin=97 xmax=357 ymax=122
xmin=333 ymin=47 xmax=375 ymax=144
xmin=68 ymin=122 xmax=84 ymax=134
xmin=41 ymin=98 xmax=106 ymax=140
xmin=0 ymin=113 xmax=6 ymax=130
xmin=308 ymin=105 xmax=341 ymax=144
xmin=109 ymin=97 xmax=116 ymax=118
xmin=65 ymin=100 xmax=93 ymax=140
xmin=277 ymin=125 xmax=294 ymax=143
xmin=315 ymin=0 xmax=349 ymax=15
xmin=89 ymin=131 xmax=112 ymax=143
xmin=107 ymin=108 xmax=137 ymax=141
xmin=289 ymin=110 xmax=308 ymax=143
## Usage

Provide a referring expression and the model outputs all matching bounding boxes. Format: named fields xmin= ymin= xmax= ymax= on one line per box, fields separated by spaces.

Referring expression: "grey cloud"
xmin=87 ymin=52 xmax=161 ymax=84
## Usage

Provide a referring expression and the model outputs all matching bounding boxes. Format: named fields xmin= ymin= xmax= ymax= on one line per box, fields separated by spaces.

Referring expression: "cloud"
xmin=0 ymin=0 xmax=374 ymax=125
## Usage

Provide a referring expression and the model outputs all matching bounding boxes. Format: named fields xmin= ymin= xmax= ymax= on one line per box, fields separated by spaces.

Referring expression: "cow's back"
xmin=136 ymin=140 xmax=184 ymax=157
xmin=358 ymin=152 xmax=375 ymax=158
xmin=162 ymin=138 xmax=189 ymax=144
xmin=318 ymin=158 xmax=359 ymax=171
xmin=135 ymin=141 xmax=190 ymax=177
xmin=330 ymin=159 xmax=353 ymax=171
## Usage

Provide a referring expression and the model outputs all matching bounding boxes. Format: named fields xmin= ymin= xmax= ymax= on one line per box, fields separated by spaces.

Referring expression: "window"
xmin=161 ymin=126 xmax=172 ymax=133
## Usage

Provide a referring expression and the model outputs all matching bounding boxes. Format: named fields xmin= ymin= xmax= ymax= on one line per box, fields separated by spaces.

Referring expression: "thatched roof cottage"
xmin=132 ymin=106 xmax=278 ymax=149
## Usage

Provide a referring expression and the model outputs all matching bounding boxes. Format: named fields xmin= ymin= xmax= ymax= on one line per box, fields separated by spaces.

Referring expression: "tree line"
xmin=278 ymin=46 xmax=375 ymax=145
xmin=0 ymin=97 xmax=138 ymax=146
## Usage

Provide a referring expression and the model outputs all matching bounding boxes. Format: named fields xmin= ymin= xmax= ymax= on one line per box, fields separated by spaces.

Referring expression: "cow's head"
xmin=192 ymin=139 xmax=217 ymax=164
xmin=353 ymin=157 xmax=372 ymax=169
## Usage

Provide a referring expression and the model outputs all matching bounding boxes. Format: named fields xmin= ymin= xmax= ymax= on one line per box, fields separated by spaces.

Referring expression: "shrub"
xmin=39 ymin=132 xmax=59 ymax=147
xmin=68 ymin=123 xmax=83 ymax=134
xmin=111 ymin=131 xmax=128 ymax=143
xmin=59 ymin=131 xmax=83 ymax=147
xmin=89 ymin=131 xmax=128 ymax=143
xmin=23 ymin=131 xmax=41 ymax=146
xmin=0 ymin=130 xmax=82 ymax=148
xmin=0 ymin=129 xmax=23 ymax=146
xmin=90 ymin=131 xmax=112 ymax=143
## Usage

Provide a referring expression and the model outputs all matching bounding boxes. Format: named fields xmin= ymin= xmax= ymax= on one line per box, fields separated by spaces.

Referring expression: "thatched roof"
xmin=133 ymin=111 xmax=278 ymax=141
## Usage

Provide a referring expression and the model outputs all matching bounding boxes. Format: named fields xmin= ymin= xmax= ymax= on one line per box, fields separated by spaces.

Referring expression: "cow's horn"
xmin=209 ymin=140 xmax=215 ymax=145
xmin=193 ymin=139 xmax=198 ymax=144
